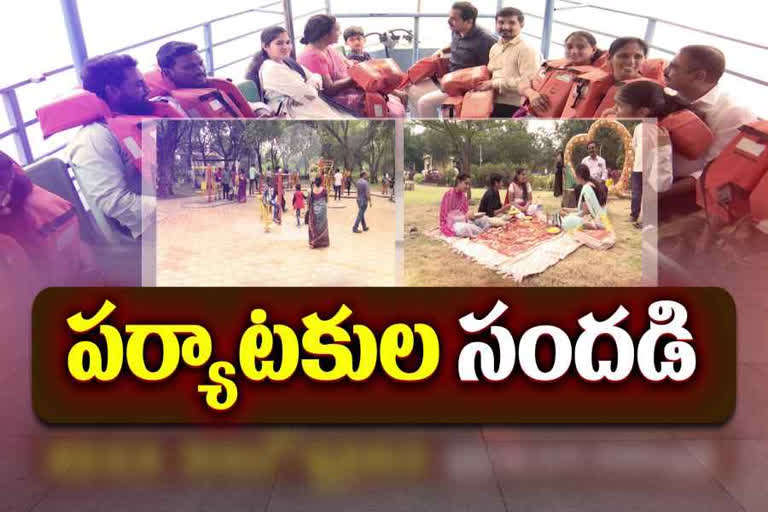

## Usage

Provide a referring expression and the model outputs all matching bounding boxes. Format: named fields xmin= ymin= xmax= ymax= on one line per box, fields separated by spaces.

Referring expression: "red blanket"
xmin=474 ymin=220 xmax=559 ymax=257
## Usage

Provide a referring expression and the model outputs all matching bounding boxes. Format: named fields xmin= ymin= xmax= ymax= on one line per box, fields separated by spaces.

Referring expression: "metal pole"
xmin=203 ymin=23 xmax=215 ymax=75
xmin=2 ymin=91 xmax=34 ymax=165
xmin=59 ymin=0 xmax=88 ymax=80
xmin=541 ymin=0 xmax=555 ymax=59
xmin=497 ymin=0 xmax=503 ymax=13
xmin=283 ymin=0 xmax=297 ymax=59
xmin=325 ymin=0 xmax=331 ymax=15
xmin=644 ymin=18 xmax=657 ymax=47
xmin=394 ymin=119 xmax=404 ymax=285
xmin=412 ymin=16 xmax=420 ymax=63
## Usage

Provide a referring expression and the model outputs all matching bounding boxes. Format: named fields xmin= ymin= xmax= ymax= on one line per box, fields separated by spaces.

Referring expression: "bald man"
xmin=664 ymin=45 xmax=757 ymax=181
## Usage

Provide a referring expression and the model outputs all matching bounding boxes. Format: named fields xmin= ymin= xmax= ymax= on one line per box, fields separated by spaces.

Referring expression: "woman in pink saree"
xmin=297 ymin=15 xmax=404 ymax=118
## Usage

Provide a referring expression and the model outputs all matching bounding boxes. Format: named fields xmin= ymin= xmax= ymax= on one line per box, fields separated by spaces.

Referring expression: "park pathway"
xmin=155 ymin=193 xmax=397 ymax=286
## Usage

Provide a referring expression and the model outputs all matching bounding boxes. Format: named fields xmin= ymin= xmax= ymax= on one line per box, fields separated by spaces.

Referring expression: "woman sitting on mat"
xmin=439 ymin=173 xmax=492 ymax=238
xmin=478 ymin=174 xmax=511 ymax=219
xmin=505 ymin=168 xmax=539 ymax=214
xmin=562 ymin=164 xmax=611 ymax=230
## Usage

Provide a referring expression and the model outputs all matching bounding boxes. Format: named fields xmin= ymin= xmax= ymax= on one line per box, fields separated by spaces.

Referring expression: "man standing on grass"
xmin=581 ymin=141 xmax=608 ymax=182
xmin=353 ymin=171 xmax=372 ymax=233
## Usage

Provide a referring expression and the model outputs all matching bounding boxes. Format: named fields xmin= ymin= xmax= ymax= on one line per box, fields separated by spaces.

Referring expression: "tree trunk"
xmin=156 ymin=121 xmax=178 ymax=198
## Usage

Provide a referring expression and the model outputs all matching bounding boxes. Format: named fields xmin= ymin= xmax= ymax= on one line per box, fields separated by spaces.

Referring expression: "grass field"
xmin=405 ymin=184 xmax=642 ymax=287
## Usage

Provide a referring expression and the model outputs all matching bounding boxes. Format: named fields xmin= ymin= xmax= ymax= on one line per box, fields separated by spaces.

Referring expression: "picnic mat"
xmin=426 ymin=220 xmax=583 ymax=282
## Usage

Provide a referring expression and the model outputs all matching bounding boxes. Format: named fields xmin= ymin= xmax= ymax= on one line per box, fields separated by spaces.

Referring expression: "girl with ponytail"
xmin=614 ymin=80 xmax=682 ymax=222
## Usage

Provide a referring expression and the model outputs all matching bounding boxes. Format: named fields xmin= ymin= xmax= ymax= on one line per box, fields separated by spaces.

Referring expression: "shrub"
xmin=528 ymin=173 xmax=554 ymax=191
xmin=413 ymin=173 xmax=425 ymax=184
xmin=424 ymin=169 xmax=443 ymax=184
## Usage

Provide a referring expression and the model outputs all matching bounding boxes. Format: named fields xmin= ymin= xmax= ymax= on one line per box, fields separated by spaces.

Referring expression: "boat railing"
xmin=1 ymin=0 xmax=765 ymax=165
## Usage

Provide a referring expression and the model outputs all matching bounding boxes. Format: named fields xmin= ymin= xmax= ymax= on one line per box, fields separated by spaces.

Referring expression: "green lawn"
xmin=405 ymin=183 xmax=643 ymax=286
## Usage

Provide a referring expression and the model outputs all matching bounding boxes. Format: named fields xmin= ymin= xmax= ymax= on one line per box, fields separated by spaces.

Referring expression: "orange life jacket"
xmin=143 ymin=69 xmax=255 ymax=118
xmin=405 ymin=54 xmax=451 ymax=86
xmin=440 ymin=96 xmax=464 ymax=118
xmin=750 ymin=170 xmax=768 ymax=231
xmin=563 ymin=58 xmax=668 ymax=119
xmin=440 ymin=66 xmax=491 ymax=97
xmin=594 ymin=77 xmax=668 ymax=118
xmin=698 ymin=120 xmax=768 ymax=224
xmin=363 ymin=92 xmax=389 ymax=118
xmin=561 ymin=68 xmax=615 ymax=118
xmin=0 ymin=160 xmax=82 ymax=287
xmin=459 ymin=90 xmax=495 ymax=118
xmin=658 ymin=110 xmax=714 ymax=160
xmin=36 ymin=89 xmax=185 ymax=174
xmin=526 ymin=59 xmax=601 ymax=118
xmin=348 ymin=59 xmax=406 ymax=95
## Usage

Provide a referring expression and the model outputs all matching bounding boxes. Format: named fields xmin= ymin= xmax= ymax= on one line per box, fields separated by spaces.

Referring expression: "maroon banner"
xmin=32 ymin=287 xmax=735 ymax=423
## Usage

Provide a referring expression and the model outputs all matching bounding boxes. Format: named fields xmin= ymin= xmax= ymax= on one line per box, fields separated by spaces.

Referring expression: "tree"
xmin=279 ymin=123 xmax=318 ymax=172
xmin=156 ymin=120 xmax=191 ymax=198
xmin=413 ymin=120 xmax=483 ymax=198
xmin=361 ymin=122 xmax=394 ymax=184
xmin=242 ymin=122 xmax=284 ymax=174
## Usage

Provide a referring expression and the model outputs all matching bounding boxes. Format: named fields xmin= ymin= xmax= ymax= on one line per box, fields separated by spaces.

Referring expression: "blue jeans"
xmin=631 ymin=172 xmax=643 ymax=220
xmin=353 ymin=202 xmax=368 ymax=231
xmin=295 ymin=208 xmax=301 ymax=226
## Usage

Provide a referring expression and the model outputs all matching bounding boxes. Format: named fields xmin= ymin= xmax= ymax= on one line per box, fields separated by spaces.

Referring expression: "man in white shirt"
xmin=581 ymin=142 xmax=608 ymax=182
xmin=67 ymin=54 xmax=156 ymax=242
xmin=664 ymin=45 xmax=757 ymax=191
xmin=474 ymin=7 xmax=540 ymax=117
xmin=333 ymin=169 xmax=344 ymax=201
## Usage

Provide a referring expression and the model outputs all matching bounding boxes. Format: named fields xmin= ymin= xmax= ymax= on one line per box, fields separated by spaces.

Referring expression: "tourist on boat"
xmin=473 ymin=7 xmax=540 ymax=117
xmin=67 ymin=54 xmax=154 ymax=241
xmin=518 ymin=30 xmax=607 ymax=115
xmin=343 ymin=25 xmax=372 ymax=63
xmin=440 ymin=173 xmax=492 ymax=238
xmin=308 ymin=176 xmax=330 ymax=248
xmin=246 ymin=26 xmax=351 ymax=119
xmin=0 ymin=151 xmax=88 ymax=287
xmin=410 ymin=2 xmax=497 ymax=118
xmin=297 ymin=15 xmax=367 ymax=115
xmin=153 ymin=41 xmax=270 ymax=117
xmin=342 ymin=24 xmax=410 ymax=107
xmin=663 ymin=45 xmax=758 ymax=186
xmin=614 ymin=80 xmax=689 ymax=223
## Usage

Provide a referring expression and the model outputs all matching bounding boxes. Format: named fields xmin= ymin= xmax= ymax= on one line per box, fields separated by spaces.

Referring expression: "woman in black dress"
xmin=553 ymin=151 xmax=564 ymax=198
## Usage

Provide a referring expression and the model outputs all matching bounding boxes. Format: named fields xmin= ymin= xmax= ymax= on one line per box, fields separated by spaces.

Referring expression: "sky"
xmin=0 ymin=0 xmax=765 ymax=161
